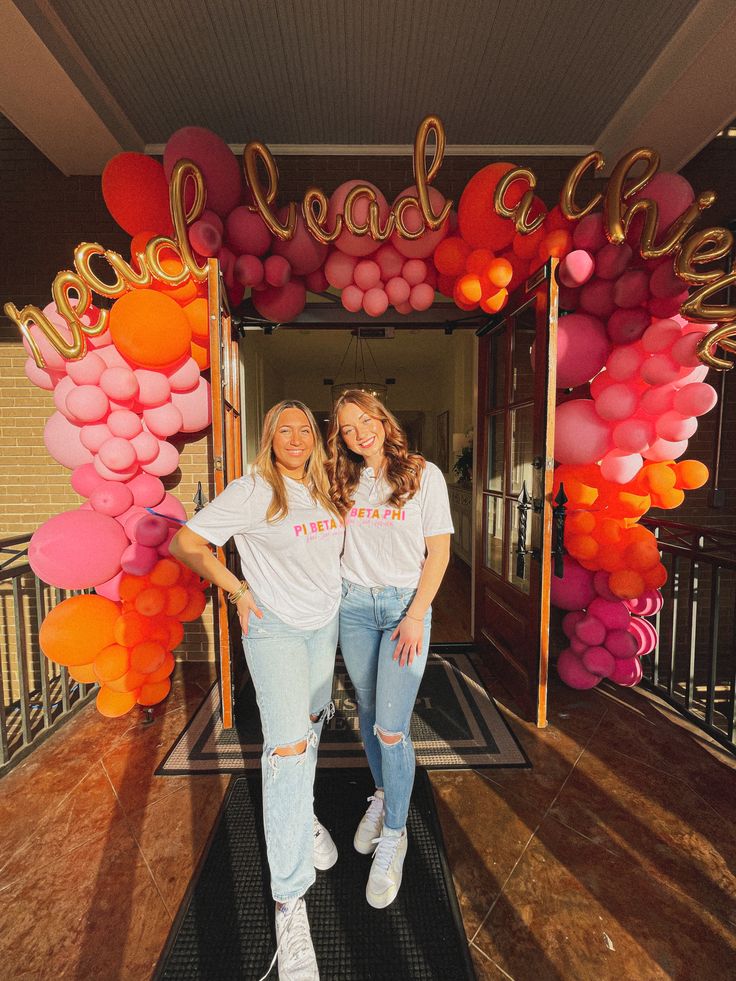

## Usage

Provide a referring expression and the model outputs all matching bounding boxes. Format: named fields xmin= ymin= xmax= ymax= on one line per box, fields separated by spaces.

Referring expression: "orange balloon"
xmin=130 ymin=230 xmax=156 ymax=271
xmin=191 ymin=340 xmax=210 ymax=370
xmin=642 ymin=563 xmax=668 ymax=589
xmin=598 ymin=549 xmax=627 ymax=573
xmin=674 ymin=460 xmax=708 ymax=490
xmin=625 ymin=542 xmax=660 ymax=571
xmin=539 ymin=229 xmax=573 ymax=261
xmin=114 ymin=610 xmax=151 ymax=647
xmin=137 ymin=678 xmax=172 ymax=706
xmin=512 ymin=225 xmax=545 ymax=260
xmin=166 ymin=618 xmax=185 ymax=650
xmin=458 ymin=162 xmax=518 ymax=250
xmin=568 ymin=511 xmax=596 ymax=535
xmin=109 ymin=289 xmax=192 ymax=370
xmin=594 ymin=518 xmax=622 ymax=545
xmin=153 ymin=256 xmax=199 ymax=305
xmin=40 ymin=594 xmax=120 ymax=667
xmin=183 ymin=297 xmax=210 ymax=344
xmin=119 ymin=574 xmax=147 ymax=602
xmin=134 ymin=586 xmax=167 ymax=617
xmin=655 ymin=488 xmax=685 ymax=510
xmin=480 ymin=288 xmax=508 ymax=314
xmin=149 ymin=558 xmax=182 ymax=587
xmin=130 ymin=640 xmax=167 ymax=674
xmin=567 ymin=534 xmax=599 ymax=560
xmin=97 ymin=685 xmax=138 ymax=718
xmin=465 ymin=249 xmax=495 ymax=276
xmin=107 ymin=669 xmax=147 ymax=693
xmin=434 ymin=236 xmax=473 ymax=276
xmin=643 ymin=463 xmax=676 ymax=494
xmin=164 ymin=584 xmax=189 ymax=617
xmin=456 ymin=273 xmax=482 ymax=305
xmin=178 ymin=589 xmax=207 ymax=622
xmin=487 ymin=258 xmax=513 ymax=288
xmin=94 ymin=643 xmax=130 ymax=683
xmin=146 ymin=651 xmax=176 ymax=683
xmin=609 ymin=569 xmax=646 ymax=599
xmin=68 ymin=662 xmax=97 ymax=683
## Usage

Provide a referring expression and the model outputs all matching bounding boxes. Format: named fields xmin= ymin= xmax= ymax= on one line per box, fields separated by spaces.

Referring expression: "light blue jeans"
xmin=243 ymin=600 xmax=338 ymax=903
xmin=338 ymin=579 xmax=432 ymax=831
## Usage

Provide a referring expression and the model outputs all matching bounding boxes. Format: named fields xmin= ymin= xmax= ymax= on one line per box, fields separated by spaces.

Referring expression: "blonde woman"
xmin=170 ymin=400 xmax=343 ymax=981
xmin=327 ymin=391 xmax=453 ymax=909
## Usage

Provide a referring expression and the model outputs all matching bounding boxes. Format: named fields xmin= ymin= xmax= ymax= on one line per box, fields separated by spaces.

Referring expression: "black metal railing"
xmin=0 ymin=534 xmax=96 ymax=775
xmin=641 ymin=516 xmax=736 ymax=753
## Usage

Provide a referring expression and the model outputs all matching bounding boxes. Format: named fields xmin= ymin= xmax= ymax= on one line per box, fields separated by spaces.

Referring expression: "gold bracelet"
xmin=227 ymin=581 xmax=249 ymax=604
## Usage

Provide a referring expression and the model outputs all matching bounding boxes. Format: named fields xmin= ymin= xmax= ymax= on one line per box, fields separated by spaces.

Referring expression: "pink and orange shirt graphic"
xmin=293 ymin=515 xmax=344 ymax=541
xmin=346 ymin=506 xmax=407 ymax=526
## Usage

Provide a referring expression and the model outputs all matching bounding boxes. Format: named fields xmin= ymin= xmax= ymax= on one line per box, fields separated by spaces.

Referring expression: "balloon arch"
xmin=7 ymin=117 xmax=731 ymax=716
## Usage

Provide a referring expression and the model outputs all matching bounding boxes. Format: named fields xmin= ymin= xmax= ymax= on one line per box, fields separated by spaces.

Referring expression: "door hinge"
xmin=214 ymin=456 xmax=224 ymax=471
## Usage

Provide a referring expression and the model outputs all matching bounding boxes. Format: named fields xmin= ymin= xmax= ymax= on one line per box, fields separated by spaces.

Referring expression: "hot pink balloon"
xmin=588 ymin=597 xmax=630 ymax=631
xmin=120 ymin=542 xmax=159 ymax=576
xmin=171 ymin=377 xmax=212 ymax=432
xmin=570 ymin=636 xmax=588 ymax=656
xmin=95 ymin=570 xmax=124 ymax=602
xmin=642 ymin=319 xmax=681 ymax=353
xmin=606 ymin=307 xmax=650 ymax=345
xmin=557 ymin=648 xmax=600 ymax=689
xmin=142 ymin=440 xmax=180 ymax=477
xmin=556 ymin=313 xmax=610 ymax=388
xmin=363 ymin=288 xmax=389 ymax=317
xmin=252 ymin=280 xmax=307 ymax=322
xmin=558 ymin=249 xmax=595 ymax=287
xmin=390 ymin=185 xmax=449 ymax=258
xmin=594 ymin=382 xmax=639 ymax=421
xmin=89 ymin=482 xmax=134 ymax=517
xmin=640 ymin=354 xmax=681 ymax=386
xmin=562 ymin=610 xmax=586 ymax=638
xmin=628 ymin=617 xmax=658 ymax=655
xmin=132 ymin=514 xmax=169 ymax=547
xmin=574 ymin=615 xmax=606 ymax=646
xmin=595 ymin=243 xmax=633 ymax=280
xmin=328 ymin=181 xmax=389 ymax=256
xmin=65 ymin=385 xmax=109 ymax=424
xmin=580 ymin=278 xmax=615 ymax=319
xmin=44 ymin=412 xmax=93 ymax=469
xmin=630 ymin=172 xmax=694 ymax=241
xmin=164 ymin=126 xmax=242 ymax=217
xmin=639 ymin=384 xmax=675 ymax=416
xmin=625 ymin=589 xmax=663 ymax=617
xmin=554 ymin=400 xmax=612 ymax=466
xmin=609 ymin=656 xmax=643 ymax=687
xmin=572 ymin=213 xmax=608 ymax=253
xmin=550 ymin=556 xmax=597 ymax=611
xmin=605 ymin=628 xmax=638 ymax=659
xmin=612 ymin=416 xmax=655 ymax=453
xmin=583 ymin=646 xmax=616 ymax=678
xmin=157 ymin=492 xmax=187 ymax=522
xmin=670 ymin=332 xmax=705 ymax=367
xmin=606 ymin=344 xmax=645 ymax=381
xmin=29 ymin=510 xmax=128 ymax=588
xmin=71 ymin=463 xmax=107 ymax=498
xmin=272 ymin=210 xmax=328 ymax=275
xmin=353 ymin=260 xmax=382 ymax=291
xmin=157 ymin=527 xmax=178 ymax=557
xmin=341 ymin=285 xmax=364 ymax=312
xmin=672 ymin=383 xmax=717 ymax=417
xmin=127 ymin=473 xmax=165 ymax=507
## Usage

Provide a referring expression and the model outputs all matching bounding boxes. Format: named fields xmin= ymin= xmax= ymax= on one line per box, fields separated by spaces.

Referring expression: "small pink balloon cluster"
xmin=553 ymin=556 xmax=662 ymax=690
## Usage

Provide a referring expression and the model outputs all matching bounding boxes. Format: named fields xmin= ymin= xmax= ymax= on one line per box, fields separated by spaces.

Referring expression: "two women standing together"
xmin=171 ymin=392 xmax=453 ymax=981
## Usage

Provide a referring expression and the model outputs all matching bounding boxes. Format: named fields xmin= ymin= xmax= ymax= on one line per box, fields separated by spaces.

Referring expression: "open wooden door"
xmin=207 ymin=258 xmax=244 ymax=729
xmin=474 ymin=260 xmax=559 ymax=727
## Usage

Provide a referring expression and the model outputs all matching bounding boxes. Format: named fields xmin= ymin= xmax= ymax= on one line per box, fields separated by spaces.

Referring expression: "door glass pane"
xmin=509 ymin=404 xmax=534 ymax=496
xmin=511 ymin=308 xmax=536 ymax=403
xmin=507 ymin=499 xmax=531 ymax=594
xmin=487 ymin=414 xmax=504 ymax=492
xmin=489 ymin=329 xmax=507 ymax=408
xmin=483 ymin=495 xmax=504 ymax=575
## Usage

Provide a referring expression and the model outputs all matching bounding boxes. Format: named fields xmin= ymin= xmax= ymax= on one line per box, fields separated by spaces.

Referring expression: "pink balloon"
xmin=80 ymin=423 xmax=113 ymax=453
xmin=134 ymin=369 xmax=171 ymax=406
xmin=188 ymin=215 xmax=223 ymax=257
xmin=305 ymin=268 xmax=328 ymax=293
xmin=375 ymin=244 xmax=405 ymax=280
xmin=649 ymin=291 xmax=688 ymax=320
xmin=573 ymin=213 xmax=607 ymax=253
xmin=71 ymin=463 xmax=107 ymax=498
xmin=224 ymin=205 xmax=272 ymax=256
xmin=655 ymin=411 xmax=697 ymax=442
xmin=386 ymin=277 xmax=411 ymax=306
xmin=143 ymin=403 xmax=184 ymax=439
xmin=670 ymin=332 xmax=704 ymax=367
xmin=625 ymin=589 xmax=663 ymax=617
xmin=550 ymin=556 xmax=597 ymax=611
xmin=402 ymin=259 xmax=427 ymax=287
xmin=559 ymin=249 xmax=595 ymax=287
xmin=132 ymin=514 xmax=169 ymax=547
xmin=107 ymin=409 xmax=142 ymax=440
xmin=264 ymin=254 xmax=292 ymax=288
xmin=167 ymin=357 xmax=200 ymax=393
xmin=44 ymin=412 xmax=93 ymax=469
xmin=341 ymin=285 xmax=364 ymax=312
xmin=640 ymin=354 xmax=681 ymax=386
xmin=593 ymin=570 xmax=619 ymax=602
xmin=120 ymin=541 xmax=159 ymax=576
xmin=353 ymin=260 xmax=382 ymax=291
xmin=328 ymin=180 xmax=389 ymax=256
xmin=131 ymin=430 xmax=160 ymax=463
xmin=142 ymin=440 xmax=180 ymax=477
xmin=556 ymin=313 xmax=610 ymax=388
xmin=628 ymin=617 xmax=657 ymax=656
xmin=558 ymin=285 xmax=580 ymax=311
xmin=93 ymin=454 xmax=138 ymax=483
xmin=642 ymin=319 xmax=681 ymax=353
xmin=672 ymin=382 xmax=717 ymax=417
xmin=580 ymin=278 xmax=615 ymax=319
xmin=595 ymin=243 xmax=633 ymax=280
xmin=574 ymin=615 xmax=606 ymax=646
xmin=363 ymin=288 xmax=389 ymax=317
xmin=157 ymin=492 xmax=187 ymax=522
xmin=394 ymin=301 xmax=412 ymax=315
xmin=29 ymin=510 xmax=128 ymax=588
xmin=649 ymin=261 xmax=683 ymax=299
xmin=171 ymin=377 xmax=212 ymax=432
xmin=594 ymin=382 xmax=639 ymax=421
xmin=639 ymin=384 xmax=675 ymax=416
xmin=99 ymin=367 xmax=138 ymax=401
xmin=554 ymin=400 xmax=612 ymax=465
xmin=98 ymin=436 xmax=137 ymax=472
xmin=65 ymin=385 xmax=109 ymax=424
xmin=234 ymin=253 xmax=264 ymax=287
xmin=164 ymin=127 xmax=242 ymax=217
xmin=272 ymin=211 xmax=328 ymax=275
xmin=127 ymin=473 xmax=165 ymax=507
xmin=600 ymin=449 xmax=643 ymax=484
xmin=570 ymin=636 xmax=588 ymax=656
xmin=673 ymin=363 xmax=709 ymax=388
xmin=390 ymin=185 xmax=449 ymax=258
xmin=612 ymin=416 xmax=655 ymax=453
xmin=325 ymin=250 xmax=358 ymax=289
xmin=24 ymin=357 xmax=61 ymax=391
xmin=557 ymin=648 xmax=600 ymax=689
xmin=219 ymin=246 xmax=237 ymax=288
xmin=607 ymin=307 xmax=651 ymax=345
xmin=606 ymin=344 xmax=645 ymax=381
xmin=252 ymin=280 xmax=306 ymax=322
xmin=66 ymin=352 xmax=106 ymax=386
xmin=630 ymin=173 xmax=694 ymax=241
xmin=94 ymin=570 xmax=124 ymax=602
xmin=583 ymin=646 xmax=616 ymax=678
xmin=89 ymin=482 xmax=134 ymax=517
xmin=96 ymin=344 xmax=127 ymax=369
xmin=410 ymin=283 xmax=435 ymax=312
xmin=612 ymin=270 xmax=649 ymax=309
xmin=562 ymin=610 xmax=586 ymax=638
xmin=642 ymin=436 xmax=688 ymax=462
xmin=157 ymin=527 xmax=178 ymax=557
xmin=605 ymin=628 xmax=638 ymax=659
xmin=609 ymin=656 xmax=643 ymax=687
xmin=588 ymin=597 xmax=630 ymax=630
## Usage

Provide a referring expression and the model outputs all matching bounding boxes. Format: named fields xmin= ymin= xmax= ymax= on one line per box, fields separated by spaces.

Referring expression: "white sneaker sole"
xmin=314 ymin=840 xmax=338 ymax=871
xmin=353 ymin=832 xmax=379 ymax=855
xmin=366 ymin=875 xmax=403 ymax=909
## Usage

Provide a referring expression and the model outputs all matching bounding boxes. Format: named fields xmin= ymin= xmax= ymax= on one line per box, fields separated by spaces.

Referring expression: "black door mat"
xmin=155 ymin=768 xmax=476 ymax=980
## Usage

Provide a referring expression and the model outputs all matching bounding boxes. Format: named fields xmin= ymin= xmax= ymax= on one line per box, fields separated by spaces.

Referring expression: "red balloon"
xmin=252 ymin=279 xmax=307 ymax=322
xmin=102 ymin=154 xmax=172 ymax=236
xmin=458 ymin=163 xmax=518 ymax=251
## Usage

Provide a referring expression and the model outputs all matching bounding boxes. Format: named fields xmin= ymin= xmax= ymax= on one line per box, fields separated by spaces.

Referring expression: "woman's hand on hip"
xmin=237 ymin=592 xmax=263 ymax=635
xmin=390 ymin=616 xmax=424 ymax=668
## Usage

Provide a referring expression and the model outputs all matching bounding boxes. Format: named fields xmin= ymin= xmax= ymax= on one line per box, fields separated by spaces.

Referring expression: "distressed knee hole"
xmin=272 ymin=738 xmax=308 ymax=757
xmin=375 ymin=726 xmax=403 ymax=746
xmin=310 ymin=700 xmax=335 ymax=725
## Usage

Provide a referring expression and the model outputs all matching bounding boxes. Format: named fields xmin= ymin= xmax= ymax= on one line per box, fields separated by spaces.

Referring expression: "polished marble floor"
xmin=1 ymin=659 xmax=734 ymax=980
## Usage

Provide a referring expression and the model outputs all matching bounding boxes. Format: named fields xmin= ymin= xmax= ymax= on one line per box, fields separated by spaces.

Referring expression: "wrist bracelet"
xmin=227 ymin=580 xmax=249 ymax=604
xmin=405 ymin=612 xmax=424 ymax=622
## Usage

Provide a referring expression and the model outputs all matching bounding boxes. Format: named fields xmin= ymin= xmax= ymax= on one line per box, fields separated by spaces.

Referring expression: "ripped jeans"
xmin=339 ymin=579 xmax=432 ymax=832
xmin=243 ymin=601 xmax=338 ymax=903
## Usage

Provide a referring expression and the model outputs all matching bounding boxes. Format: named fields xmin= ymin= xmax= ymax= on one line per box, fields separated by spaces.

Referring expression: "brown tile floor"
xmin=1 ymin=661 xmax=735 ymax=980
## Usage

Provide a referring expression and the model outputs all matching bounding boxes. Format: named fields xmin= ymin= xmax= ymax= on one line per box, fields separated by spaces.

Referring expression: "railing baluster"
xmin=684 ymin=545 xmax=700 ymax=713
xmin=0 ymin=642 xmax=9 ymax=765
xmin=705 ymin=567 xmax=721 ymax=730
xmin=34 ymin=578 xmax=52 ymax=728
xmin=12 ymin=577 xmax=33 ymax=747
xmin=667 ymin=555 xmax=680 ymax=700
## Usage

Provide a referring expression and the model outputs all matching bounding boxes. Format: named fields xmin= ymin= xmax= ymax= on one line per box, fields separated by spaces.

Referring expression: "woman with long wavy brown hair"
xmin=327 ymin=390 xmax=453 ymax=909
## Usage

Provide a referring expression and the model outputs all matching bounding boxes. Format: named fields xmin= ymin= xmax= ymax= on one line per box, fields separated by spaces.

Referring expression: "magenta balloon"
xmin=588 ymin=597 xmax=630 ymax=631
xmin=642 ymin=436 xmax=688 ymax=462
xmin=410 ymin=282 xmax=435 ymax=312
xmin=606 ymin=307 xmax=650 ymax=345
xmin=120 ymin=541 xmax=159 ymax=576
xmin=188 ymin=217 xmax=223 ymax=257
xmin=595 ymin=243 xmax=633 ymax=280
xmin=89 ymin=482 xmax=134 ymax=517
xmin=558 ymin=285 xmax=581 ymax=311
xmin=639 ymin=384 xmax=676 ymax=416
xmin=100 ymin=367 xmax=139 ymax=401
xmin=134 ymin=369 xmax=171 ymax=407
xmin=642 ymin=318 xmax=681 ymax=353
xmin=655 ymin=411 xmax=697 ymax=442
xmin=605 ymin=628 xmax=638 ymax=659
xmin=628 ymin=616 xmax=657 ymax=655
xmin=29 ymin=510 xmax=128 ymax=589
xmin=141 ymin=439 xmax=180 ymax=477
xmin=325 ymin=250 xmax=358 ymax=289
xmin=375 ymin=244 xmax=405 ymax=280
xmin=157 ymin=527 xmax=178 ymax=557
xmin=386 ymin=277 xmax=411 ymax=306
xmin=402 ymin=259 xmax=427 ymax=287
xmin=625 ymin=589 xmax=663 ymax=617
xmin=305 ymin=268 xmax=328 ymax=293
xmin=362 ymin=287 xmax=389 ymax=317
xmin=582 ymin=646 xmax=616 ymax=678
xmin=252 ymin=279 xmax=307 ymax=323
xmin=594 ymin=382 xmax=639 ymax=421
xmin=234 ymin=253 xmax=264 ymax=288
xmin=44 ymin=412 xmax=93 ymax=469
xmin=107 ymin=409 xmax=142 ymax=440
xmin=66 ymin=352 xmax=105 ymax=386
xmin=131 ymin=430 xmax=160 ymax=463
xmin=593 ymin=570 xmax=619 ymax=602
xmin=127 ymin=473 xmax=165 ymax=508
xmin=558 ymin=249 xmax=595 ymax=287
xmin=557 ymin=648 xmax=600 ymax=689
xmin=580 ymin=278 xmax=615 ymax=319
xmin=649 ymin=291 xmax=688 ymax=320
xmin=550 ymin=555 xmax=597 ymax=611
xmin=612 ymin=416 xmax=655 ymax=453
xmin=98 ymin=436 xmax=137 ymax=472
xmin=218 ymin=245 xmax=236 ymax=288
xmin=554 ymin=400 xmax=612 ymax=466
xmin=649 ymin=261 xmax=683 ymax=299
xmin=672 ymin=382 xmax=717 ymax=417
xmin=65 ymin=385 xmax=109 ymax=424
xmin=573 ymin=213 xmax=607 ymax=253
xmin=353 ymin=260 xmax=382 ymax=291
xmin=562 ymin=610 xmax=586 ymax=638
xmin=142 ymin=403 xmax=183 ymax=440
xmin=264 ymin=254 xmax=291 ymax=288
xmin=606 ymin=345 xmax=645 ymax=381
xmin=640 ymin=354 xmax=681 ymax=386
xmin=556 ymin=312 xmax=610 ymax=388
xmin=164 ymin=126 xmax=242 ymax=217
xmin=612 ymin=270 xmax=649 ymax=309
xmin=71 ymin=462 xmax=107 ymax=498
xmin=574 ymin=614 xmax=606 ymax=646
xmin=609 ymin=656 xmax=643 ymax=687
xmin=272 ymin=210 xmax=328 ymax=275
xmin=390 ymin=185 xmax=449 ymax=258
xmin=167 ymin=357 xmax=200 ymax=393
xmin=132 ymin=514 xmax=168 ymax=547
xmin=631 ymin=172 xmax=694 ymax=238
xmin=328 ymin=180 xmax=388 ymax=256
xmin=341 ymin=284 xmax=364 ymax=313
xmin=570 ymin=636 xmax=588 ymax=655
xmin=171 ymin=378 xmax=212 ymax=433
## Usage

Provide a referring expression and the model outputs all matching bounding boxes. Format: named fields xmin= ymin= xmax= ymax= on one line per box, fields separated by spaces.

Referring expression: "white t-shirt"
xmin=186 ymin=473 xmax=343 ymax=629
xmin=341 ymin=460 xmax=454 ymax=589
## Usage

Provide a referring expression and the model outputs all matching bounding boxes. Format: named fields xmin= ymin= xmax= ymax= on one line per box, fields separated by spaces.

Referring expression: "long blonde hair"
xmin=327 ymin=390 xmax=425 ymax=514
xmin=254 ymin=400 xmax=339 ymax=522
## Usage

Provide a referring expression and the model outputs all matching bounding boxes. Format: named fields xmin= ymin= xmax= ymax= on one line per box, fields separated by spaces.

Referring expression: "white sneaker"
xmin=313 ymin=815 xmax=338 ymax=871
xmin=365 ymin=828 xmax=408 ymax=909
xmin=259 ymin=898 xmax=319 ymax=981
xmin=354 ymin=790 xmax=385 ymax=855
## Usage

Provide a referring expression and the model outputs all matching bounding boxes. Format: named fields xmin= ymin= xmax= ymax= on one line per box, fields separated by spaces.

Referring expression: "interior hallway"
xmin=1 ymin=654 xmax=734 ymax=979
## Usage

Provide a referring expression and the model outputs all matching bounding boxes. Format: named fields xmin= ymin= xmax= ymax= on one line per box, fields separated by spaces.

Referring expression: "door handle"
xmin=515 ymin=481 xmax=539 ymax=578
xmin=551 ymin=483 xmax=568 ymax=578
